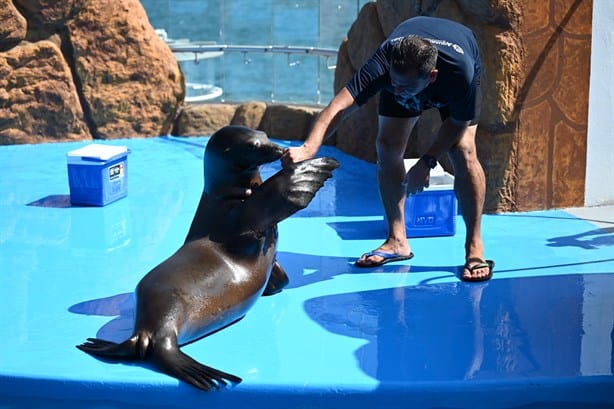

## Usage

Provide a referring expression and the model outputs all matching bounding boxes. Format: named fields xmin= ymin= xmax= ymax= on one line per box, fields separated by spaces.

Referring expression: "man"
xmin=281 ymin=16 xmax=494 ymax=282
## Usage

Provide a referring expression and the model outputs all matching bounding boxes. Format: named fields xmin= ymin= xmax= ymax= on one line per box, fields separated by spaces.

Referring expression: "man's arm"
xmin=281 ymin=87 xmax=357 ymax=165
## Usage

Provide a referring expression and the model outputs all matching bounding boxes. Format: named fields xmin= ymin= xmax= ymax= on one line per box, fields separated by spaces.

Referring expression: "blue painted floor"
xmin=1 ymin=137 xmax=613 ymax=409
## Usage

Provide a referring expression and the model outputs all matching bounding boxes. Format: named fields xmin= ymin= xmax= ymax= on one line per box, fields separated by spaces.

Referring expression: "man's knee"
xmin=376 ymin=115 xmax=417 ymax=161
xmin=376 ymin=137 xmax=405 ymax=162
xmin=448 ymin=125 xmax=479 ymax=163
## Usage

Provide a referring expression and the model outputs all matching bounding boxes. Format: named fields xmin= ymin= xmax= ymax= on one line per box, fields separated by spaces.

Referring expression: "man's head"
xmin=390 ymin=36 xmax=438 ymax=97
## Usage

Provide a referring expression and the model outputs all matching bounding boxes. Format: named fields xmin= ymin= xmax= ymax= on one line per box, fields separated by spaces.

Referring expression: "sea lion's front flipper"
xmin=231 ymin=157 xmax=340 ymax=234
xmin=262 ymin=261 xmax=289 ymax=296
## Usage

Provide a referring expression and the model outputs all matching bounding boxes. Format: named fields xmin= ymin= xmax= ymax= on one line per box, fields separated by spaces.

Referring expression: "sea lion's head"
xmin=204 ymin=126 xmax=284 ymax=196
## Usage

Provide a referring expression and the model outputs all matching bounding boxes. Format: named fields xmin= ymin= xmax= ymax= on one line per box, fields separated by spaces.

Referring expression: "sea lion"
xmin=77 ymin=126 xmax=339 ymax=391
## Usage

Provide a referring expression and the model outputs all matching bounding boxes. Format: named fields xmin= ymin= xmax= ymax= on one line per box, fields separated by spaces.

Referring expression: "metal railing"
xmin=168 ymin=44 xmax=339 ymax=104
xmin=169 ymin=44 xmax=338 ymax=59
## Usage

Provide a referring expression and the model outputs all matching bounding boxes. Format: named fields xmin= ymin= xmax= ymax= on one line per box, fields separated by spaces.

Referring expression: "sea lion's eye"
xmin=252 ymin=140 xmax=261 ymax=149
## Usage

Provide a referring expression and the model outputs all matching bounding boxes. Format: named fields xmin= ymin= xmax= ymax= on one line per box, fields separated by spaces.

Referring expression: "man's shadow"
xmin=547 ymin=227 xmax=614 ymax=250
xmin=302 ymin=273 xmax=614 ymax=384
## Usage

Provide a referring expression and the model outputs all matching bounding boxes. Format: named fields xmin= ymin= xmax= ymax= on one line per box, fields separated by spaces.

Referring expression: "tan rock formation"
xmin=0 ymin=0 xmax=27 ymax=47
xmin=0 ymin=0 xmax=185 ymax=144
xmin=376 ymin=0 xmax=416 ymax=37
xmin=13 ymin=0 xmax=88 ymax=27
xmin=172 ymin=103 xmax=322 ymax=142
xmin=0 ymin=41 xmax=90 ymax=144
xmin=231 ymin=101 xmax=267 ymax=129
xmin=67 ymin=0 xmax=184 ymax=139
xmin=173 ymin=104 xmax=238 ymax=137
xmin=259 ymin=104 xmax=320 ymax=141
xmin=347 ymin=2 xmax=385 ymax=70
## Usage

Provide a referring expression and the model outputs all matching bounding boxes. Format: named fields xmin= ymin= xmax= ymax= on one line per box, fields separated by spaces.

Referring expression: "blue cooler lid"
xmin=67 ymin=144 xmax=128 ymax=164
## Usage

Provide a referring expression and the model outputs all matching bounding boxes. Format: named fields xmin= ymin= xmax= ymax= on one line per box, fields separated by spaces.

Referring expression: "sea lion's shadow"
xmin=277 ymin=219 xmax=459 ymax=287
xmin=70 ymin=292 xmax=136 ymax=342
xmin=70 ymin=293 xmax=231 ymax=384
xmin=276 ymin=251 xmax=459 ymax=288
xmin=69 ymin=291 xmax=243 ymax=384
xmin=68 ymin=251 xmax=461 ymax=341
xmin=68 ymin=292 xmax=224 ymax=382
xmin=68 ymin=248 xmax=459 ymax=365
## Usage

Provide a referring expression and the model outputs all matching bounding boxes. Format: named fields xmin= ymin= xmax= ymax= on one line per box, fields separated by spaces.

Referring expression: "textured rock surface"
xmin=0 ymin=0 xmax=27 ymax=47
xmin=375 ymin=0 xmax=416 ymax=37
xmin=13 ymin=0 xmax=88 ymax=27
xmin=347 ymin=2 xmax=385 ymax=70
xmin=259 ymin=104 xmax=320 ymax=141
xmin=0 ymin=0 xmax=185 ymax=144
xmin=173 ymin=104 xmax=238 ymax=137
xmin=68 ymin=0 xmax=184 ymax=139
xmin=333 ymin=0 xmax=592 ymax=211
xmin=0 ymin=41 xmax=90 ymax=144
xmin=231 ymin=101 xmax=267 ymax=129
xmin=514 ymin=0 xmax=592 ymax=210
xmin=173 ymin=102 xmax=322 ymax=142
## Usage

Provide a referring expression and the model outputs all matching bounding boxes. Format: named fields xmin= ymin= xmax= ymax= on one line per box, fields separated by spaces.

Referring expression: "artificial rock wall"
xmin=0 ymin=0 xmax=185 ymax=144
xmin=334 ymin=0 xmax=593 ymax=212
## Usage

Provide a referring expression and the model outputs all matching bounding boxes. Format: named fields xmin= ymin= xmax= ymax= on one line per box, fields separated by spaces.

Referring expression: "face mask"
xmin=390 ymin=67 xmax=431 ymax=98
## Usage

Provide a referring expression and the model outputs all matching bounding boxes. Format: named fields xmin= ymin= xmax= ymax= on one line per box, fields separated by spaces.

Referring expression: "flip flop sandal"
xmin=461 ymin=258 xmax=495 ymax=282
xmin=354 ymin=250 xmax=415 ymax=268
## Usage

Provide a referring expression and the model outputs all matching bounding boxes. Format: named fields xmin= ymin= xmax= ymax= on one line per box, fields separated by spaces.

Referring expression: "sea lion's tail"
xmin=76 ymin=333 xmax=242 ymax=391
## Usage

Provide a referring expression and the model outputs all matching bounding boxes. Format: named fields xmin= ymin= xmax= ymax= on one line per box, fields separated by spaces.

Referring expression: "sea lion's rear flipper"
xmin=76 ymin=336 xmax=141 ymax=359
xmin=232 ymin=157 xmax=340 ymax=234
xmin=262 ymin=261 xmax=289 ymax=296
xmin=152 ymin=345 xmax=242 ymax=391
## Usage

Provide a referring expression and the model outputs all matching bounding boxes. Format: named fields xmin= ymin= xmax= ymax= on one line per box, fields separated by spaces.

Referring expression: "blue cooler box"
xmin=67 ymin=144 xmax=128 ymax=206
xmin=403 ymin=159 xmax=457 ymax=238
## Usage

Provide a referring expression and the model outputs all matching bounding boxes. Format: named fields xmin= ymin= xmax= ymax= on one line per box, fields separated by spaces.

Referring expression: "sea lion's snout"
xmin=260 ymin=139 xmax=285 ymax=161
xmin=247 ymin=132 xmax=285 ymax=165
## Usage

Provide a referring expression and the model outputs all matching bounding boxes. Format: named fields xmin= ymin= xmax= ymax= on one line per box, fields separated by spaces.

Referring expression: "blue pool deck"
xmin=1 ymin=136 xmax=613 ymax=409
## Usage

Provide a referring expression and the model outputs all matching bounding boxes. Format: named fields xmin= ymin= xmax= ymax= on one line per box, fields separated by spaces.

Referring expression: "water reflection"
xmin=304 ymin=274 xmax=614 ymax=382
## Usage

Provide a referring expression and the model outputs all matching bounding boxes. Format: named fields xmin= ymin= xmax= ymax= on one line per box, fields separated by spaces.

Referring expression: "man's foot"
xmin=461 ymin=257 xmax=494 ymax=282
xmin=355 ymin=243 xmax=413 ymax=267
xmin=354 ymin=250 xmax=414 ymax=268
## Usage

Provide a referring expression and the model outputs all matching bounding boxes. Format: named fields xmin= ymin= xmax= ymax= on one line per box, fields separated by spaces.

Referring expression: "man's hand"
xmin=403 ymin=160 xmax=431 ymax=196
xmin=281 ymin=144 xmax=316 ymax=167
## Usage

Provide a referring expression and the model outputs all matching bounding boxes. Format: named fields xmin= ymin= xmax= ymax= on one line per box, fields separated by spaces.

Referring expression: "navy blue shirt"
xmin=346 ymin=16 xmax=482 ymax=121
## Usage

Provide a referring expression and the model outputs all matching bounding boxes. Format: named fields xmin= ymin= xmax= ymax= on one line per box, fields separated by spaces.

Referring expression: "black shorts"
xmin=378 ymin=77 xmax=482 ymax=125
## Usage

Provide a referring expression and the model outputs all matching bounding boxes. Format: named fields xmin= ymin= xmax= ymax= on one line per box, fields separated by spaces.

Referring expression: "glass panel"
xmin=140 ymin=0 xmax=368 ymax=104
xmin=219 ymin=52 xmax=274 ymax=102
xmin=222 ymin=0 xmax=272 ymax=44
xmin=272 ymin=54 xmax=319 ymax=103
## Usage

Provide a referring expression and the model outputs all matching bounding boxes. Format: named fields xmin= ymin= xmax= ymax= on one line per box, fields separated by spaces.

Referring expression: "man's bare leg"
xmin=356 ymin=115 xmax=418 ymax=266
xmin=447 ymin=124 xmax=489 ymax=280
